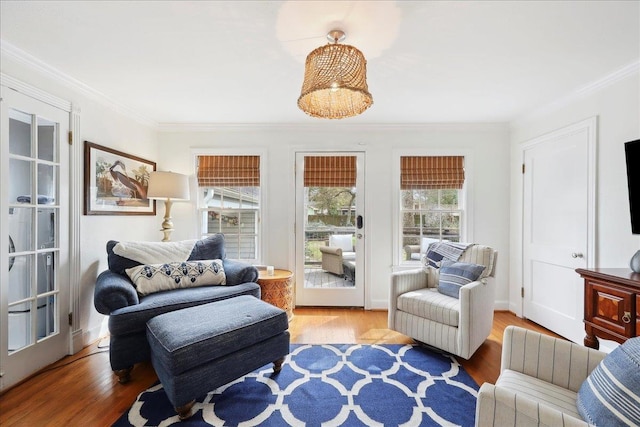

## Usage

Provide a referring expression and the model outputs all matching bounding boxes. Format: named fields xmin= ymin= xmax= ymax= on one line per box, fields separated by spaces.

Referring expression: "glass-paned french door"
xmin=295 ymin=152 xmax=365 ymax=307
xmin=1 ymin=87 xmax=70 ymax=391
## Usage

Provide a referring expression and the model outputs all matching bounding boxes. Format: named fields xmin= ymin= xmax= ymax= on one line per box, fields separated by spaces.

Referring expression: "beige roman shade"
xmin=197 ymin=155 xmax=260 ymax=187
xmin=304 ymin=156 xmax=356 ymax=187
xmin=400 ymin=156 xmax=465 ymax=190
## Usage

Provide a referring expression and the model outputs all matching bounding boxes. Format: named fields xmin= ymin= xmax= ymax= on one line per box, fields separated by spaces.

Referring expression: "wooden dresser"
xmin=576 ymin=268 xmax=640 ymax=349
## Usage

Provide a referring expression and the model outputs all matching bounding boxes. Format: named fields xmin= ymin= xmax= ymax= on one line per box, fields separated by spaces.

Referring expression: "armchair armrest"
xmin=459 ymin=278 xmax=495 ymax=358
xmin=390 ymin=269 xmax=429 ymax=297
xmin=501 ymin=326 xmax=606 ymax=392
xmin=389 ymin=269 xmax=429 ymax=329
xmin=476 ymin=383 xmax=589 ymax=427
xmin=94 ymin=270 xmax=139 ymax=315
xmin=222 ymin=259 xmax=258 ymax=285
xmin=403 ymin=244 xmax=420 ymax=260
xmin=319 ymin=246 xmax=343 ymax=256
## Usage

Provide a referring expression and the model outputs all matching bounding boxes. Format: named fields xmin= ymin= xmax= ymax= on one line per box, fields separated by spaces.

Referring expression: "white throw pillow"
xmin=329 ymin=234 xmax=353 ymax=252
xmin=126 ymin=260 xmax=226 ymax=296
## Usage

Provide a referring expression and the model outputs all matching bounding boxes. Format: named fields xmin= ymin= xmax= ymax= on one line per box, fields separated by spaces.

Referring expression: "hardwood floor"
xmin=0 ymin=309 xmax=559 ymax=426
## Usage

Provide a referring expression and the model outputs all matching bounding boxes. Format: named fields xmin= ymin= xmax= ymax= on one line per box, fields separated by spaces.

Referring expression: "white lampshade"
xmin=147 ymin=171 xmax=190 ymax=201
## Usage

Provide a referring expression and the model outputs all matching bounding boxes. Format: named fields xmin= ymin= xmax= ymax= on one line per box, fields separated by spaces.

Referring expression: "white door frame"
xmin=520 ymin=117 xmax=597 ymax=336
xmin=294 ymin=151 xmax=366 ymax=307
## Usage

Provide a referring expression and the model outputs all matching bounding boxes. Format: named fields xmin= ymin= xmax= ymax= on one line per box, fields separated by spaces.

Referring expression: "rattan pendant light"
xmin=298 ymin=30 xmax=373 ymax=119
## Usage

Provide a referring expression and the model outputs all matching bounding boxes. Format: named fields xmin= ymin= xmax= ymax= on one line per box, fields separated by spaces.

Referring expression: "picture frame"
xmin=84 ymin=141 xmax=156 ymax=215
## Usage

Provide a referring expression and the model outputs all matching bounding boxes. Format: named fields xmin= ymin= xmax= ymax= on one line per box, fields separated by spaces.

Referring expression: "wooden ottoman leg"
xmin=273 ymin=356 xmax=286 ymax=373
xmin=176 ymin=400 xmax=196 ymax=420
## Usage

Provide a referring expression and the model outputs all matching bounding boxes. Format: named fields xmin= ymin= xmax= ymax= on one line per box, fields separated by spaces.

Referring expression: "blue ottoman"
xmin=146 ymin=295 xmax=290 ymax=420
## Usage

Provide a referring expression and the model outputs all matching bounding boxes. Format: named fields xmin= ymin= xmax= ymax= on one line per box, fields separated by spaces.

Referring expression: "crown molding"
xmin=1 ymin=72 xmax=72 ymax=112
xmin=157 ymin=122 xmax=508 ymax=133
xmin=575 ymin=60 xmax=639 ymax=96
xmin=512 ymin=60 xmax=640 ymax=126
xmin=1 ymin=40 xmax=158 ymax=128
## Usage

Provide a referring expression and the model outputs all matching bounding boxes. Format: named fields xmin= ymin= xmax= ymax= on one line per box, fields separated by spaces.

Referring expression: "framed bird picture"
xmin=84 ymin=141 xmax=157 ymax=215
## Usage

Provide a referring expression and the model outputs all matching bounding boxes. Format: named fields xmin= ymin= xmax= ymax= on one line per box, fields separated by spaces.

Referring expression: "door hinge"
xmin=68 ymin=131 xmax=73 ymax=145
xmin=68 ymin=312 xmax=73 ymax=326
xmin=522 ymin=163 xmax=525 ymax=174
xmin=521 ymin=287 xmax=525 ymax=298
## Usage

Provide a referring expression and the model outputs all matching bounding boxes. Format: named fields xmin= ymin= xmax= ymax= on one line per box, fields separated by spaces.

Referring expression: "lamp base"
xmin=160 ymin=227 xmax=174 ymax=242
xmin=160 ymin=199 xmax=175 ymax=242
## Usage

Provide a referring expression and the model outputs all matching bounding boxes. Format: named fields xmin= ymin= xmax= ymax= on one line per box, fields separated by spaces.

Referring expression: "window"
xmin=400 ymin=156 xmax=465 ymax=261
xmin=197 ymin=155 xmax=261 ymax=261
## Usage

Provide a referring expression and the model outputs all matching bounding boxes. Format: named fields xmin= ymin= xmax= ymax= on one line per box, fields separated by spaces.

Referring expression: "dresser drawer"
xmin=586 ymin=280 xmax=635 ymax=337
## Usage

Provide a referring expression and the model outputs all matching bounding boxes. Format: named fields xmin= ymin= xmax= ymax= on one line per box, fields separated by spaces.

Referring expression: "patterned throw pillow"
xmin=126 ymin=260 xmax=226 ymax=296
xmin=437 ymin=260 xmax=486 ymax=298
xmin=576 ymin=336 xmax=640 ymax=426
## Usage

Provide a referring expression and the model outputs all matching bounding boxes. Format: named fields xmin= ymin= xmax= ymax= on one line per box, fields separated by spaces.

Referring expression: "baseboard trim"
xmin=368 ymin=299 xmax=388 ymax=310
xmin=82 ymin=324 xmax=106 ymax=349
xmin=493 ymin=300 xmax=510 ymax=311
xmin=71 ymin=329 xmax=83 ymax=354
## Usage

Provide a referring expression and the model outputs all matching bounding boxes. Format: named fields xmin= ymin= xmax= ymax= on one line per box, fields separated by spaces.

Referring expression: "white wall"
xmin=1 ymin=55 xmax=160 ymax=347
xmin=158 ymin=123 xmax=511 ymax=310
xmin=508 ymin=70 xmax=640 ymax=315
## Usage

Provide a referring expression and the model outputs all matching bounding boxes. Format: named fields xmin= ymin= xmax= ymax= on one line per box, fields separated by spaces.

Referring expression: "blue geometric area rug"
xmin=113 ymin=344 xmax=479 ymax=427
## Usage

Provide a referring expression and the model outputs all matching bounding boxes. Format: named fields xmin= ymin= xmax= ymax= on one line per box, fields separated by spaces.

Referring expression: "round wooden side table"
xmin=257 ymin=269 xmax=294 ymax=321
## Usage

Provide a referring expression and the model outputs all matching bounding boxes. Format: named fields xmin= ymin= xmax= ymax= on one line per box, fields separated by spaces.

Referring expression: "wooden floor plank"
xmin=0 ymin=309 xmax=559 ymax=426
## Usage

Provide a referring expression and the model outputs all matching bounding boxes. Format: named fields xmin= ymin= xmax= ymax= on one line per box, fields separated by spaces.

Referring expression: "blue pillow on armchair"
xmin=437 ymin=260 xmax=486 ymax=298
xmin=576 ymin=336 xmax=640 ymax=426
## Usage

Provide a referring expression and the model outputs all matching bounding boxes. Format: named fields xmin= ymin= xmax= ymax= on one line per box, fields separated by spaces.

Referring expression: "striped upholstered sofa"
xmin=388 ymin=243 xmax=497 ymax=359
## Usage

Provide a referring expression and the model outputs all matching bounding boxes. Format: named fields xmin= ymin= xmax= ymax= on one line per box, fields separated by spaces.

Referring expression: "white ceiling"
xmin=1 ymin=1 xmax=638 ymax=125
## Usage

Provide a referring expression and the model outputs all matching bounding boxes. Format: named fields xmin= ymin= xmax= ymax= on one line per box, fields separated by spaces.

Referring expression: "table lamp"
xmin=147 ymin=171 xmax=190 ymax=242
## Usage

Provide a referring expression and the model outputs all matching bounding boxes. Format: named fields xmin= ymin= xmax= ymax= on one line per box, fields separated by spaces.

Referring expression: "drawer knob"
xmin=622 ymin=311 xmax=631 ymax=324
xmin=571 ymin=252 xmax=584 ymax=258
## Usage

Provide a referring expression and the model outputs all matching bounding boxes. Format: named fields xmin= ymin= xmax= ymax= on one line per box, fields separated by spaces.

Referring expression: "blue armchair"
xmin=93 ymin=234 xmax=260 ymax=383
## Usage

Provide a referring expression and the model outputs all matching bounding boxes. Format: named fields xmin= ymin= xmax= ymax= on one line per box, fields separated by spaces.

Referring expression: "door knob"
xmin=571 ymin=252 xmax=584 ymax=258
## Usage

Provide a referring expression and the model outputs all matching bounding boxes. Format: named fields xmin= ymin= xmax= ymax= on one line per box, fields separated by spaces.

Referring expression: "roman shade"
xmin=197 ymin=156 xmax=260 ymax=187
xmin=304 ymin=156 xmax=356 ymax=187
xmin=400 ymin=156 xmax=464 ymax=190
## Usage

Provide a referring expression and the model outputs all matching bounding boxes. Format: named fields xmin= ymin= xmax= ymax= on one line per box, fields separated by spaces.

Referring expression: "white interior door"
xmin=522 ymin=118 xmax=595 ymax=344
xmin=295 ymin=152 xmax=365 ymax=307
xmin=1 ymin=87 xmax=70 ymax=391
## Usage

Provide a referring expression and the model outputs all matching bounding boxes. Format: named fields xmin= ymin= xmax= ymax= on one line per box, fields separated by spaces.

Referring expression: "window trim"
xmin=392 ymin=149 xmax=474 ymax=268
xmin=192 ymin=148 xmax=267 ymax=264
